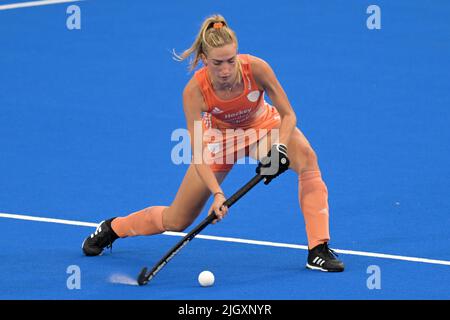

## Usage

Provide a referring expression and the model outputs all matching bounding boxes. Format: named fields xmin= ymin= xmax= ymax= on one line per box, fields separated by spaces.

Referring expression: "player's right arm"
xmin=182 ymin=78 xmax=225 ymax=197
xmin=182 ymin=78 xmax=228 ymax=222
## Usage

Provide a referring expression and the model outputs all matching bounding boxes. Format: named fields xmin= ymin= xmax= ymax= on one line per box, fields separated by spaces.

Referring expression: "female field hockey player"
xmin=82 ymin=15 xmax=344 ymax=272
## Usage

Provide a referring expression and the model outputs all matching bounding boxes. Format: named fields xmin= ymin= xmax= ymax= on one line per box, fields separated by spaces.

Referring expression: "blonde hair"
xmin=174 ymin=14 xmax=242 ymax=83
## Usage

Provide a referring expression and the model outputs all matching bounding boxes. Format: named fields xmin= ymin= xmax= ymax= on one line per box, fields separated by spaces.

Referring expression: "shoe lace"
xmin=321 ymin=243 xmax=339 ymax=259
xmin=91 ymin=223 xmax=114 ymax=252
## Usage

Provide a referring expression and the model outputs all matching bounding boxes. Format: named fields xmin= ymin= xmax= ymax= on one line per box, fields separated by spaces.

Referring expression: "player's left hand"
xmin=256 ymin=143 xmax=290 ymax=185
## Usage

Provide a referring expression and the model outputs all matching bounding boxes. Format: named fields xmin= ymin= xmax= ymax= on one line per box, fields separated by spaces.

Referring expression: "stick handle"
xmin=222 ymin=174 xmax=264 ymax=208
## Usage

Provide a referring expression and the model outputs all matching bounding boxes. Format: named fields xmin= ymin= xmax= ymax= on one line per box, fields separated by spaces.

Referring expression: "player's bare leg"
xmin=82 ymin=164 xmax=228 ymax=256
xmin=162 ymin=164 xmax=229 ymax=231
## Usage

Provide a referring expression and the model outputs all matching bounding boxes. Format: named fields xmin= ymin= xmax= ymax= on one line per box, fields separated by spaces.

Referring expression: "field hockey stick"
xmin=137 ymin=173 xmax=265 ymax=286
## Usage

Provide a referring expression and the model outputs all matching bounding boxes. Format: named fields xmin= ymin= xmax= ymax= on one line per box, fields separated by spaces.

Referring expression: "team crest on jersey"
xmin=247 ymin=90 xmax=260 ymax=103
xmin=211 ymin=107 xmax=224 ymax=114
xmin=207 ymin=142 xmax=221 ymax=154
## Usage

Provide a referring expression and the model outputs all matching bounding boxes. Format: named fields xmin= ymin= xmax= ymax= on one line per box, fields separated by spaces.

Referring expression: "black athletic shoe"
xmin=82 ymin=218 xmax=119 ymax=256
xmin=306 ymin=242 xmax=345 ymax=272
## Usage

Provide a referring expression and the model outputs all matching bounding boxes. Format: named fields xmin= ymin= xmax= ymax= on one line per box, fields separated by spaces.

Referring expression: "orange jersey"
xmin=194 ymin=54 xmax=281 ymax=171
xmin=195 ymin=54 xmax=280 ymax=130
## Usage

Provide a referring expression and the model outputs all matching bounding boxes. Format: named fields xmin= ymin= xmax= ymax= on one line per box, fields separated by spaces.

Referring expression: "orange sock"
xmin=111 ymin=206 xmax=167 ymax=238
xmin=299 ymin=171 xmax=330 ymax=249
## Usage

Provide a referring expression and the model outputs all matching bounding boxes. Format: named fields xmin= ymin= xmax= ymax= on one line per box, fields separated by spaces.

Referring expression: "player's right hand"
xmin=208 ymin=192 xmax=228 ymax=224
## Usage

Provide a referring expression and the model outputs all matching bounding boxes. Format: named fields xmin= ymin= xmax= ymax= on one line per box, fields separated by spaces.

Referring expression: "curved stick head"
xmin=137 ymin=267 xmax=148 ymax=286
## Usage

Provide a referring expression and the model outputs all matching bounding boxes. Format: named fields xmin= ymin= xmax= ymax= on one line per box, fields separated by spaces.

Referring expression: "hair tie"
xmin=213 ymin=22 xmax=224 ymax=29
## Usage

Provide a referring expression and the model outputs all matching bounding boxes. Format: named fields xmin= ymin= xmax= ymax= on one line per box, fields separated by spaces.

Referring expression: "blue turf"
xmin=0 ymin=0 xmax=449 ymax=299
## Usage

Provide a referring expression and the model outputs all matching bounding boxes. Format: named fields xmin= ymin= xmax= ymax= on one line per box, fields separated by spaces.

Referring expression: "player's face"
xmin=205 ymin=43 xmax=238 ymax=87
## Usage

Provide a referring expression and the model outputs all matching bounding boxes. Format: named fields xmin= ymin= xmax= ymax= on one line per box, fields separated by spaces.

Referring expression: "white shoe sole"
xmin=306 ymin=263 xmax=329 ymax=272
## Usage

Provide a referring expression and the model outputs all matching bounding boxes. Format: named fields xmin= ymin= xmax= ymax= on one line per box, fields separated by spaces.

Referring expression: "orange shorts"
xmin=202 ymin=103 xmax=281 ymax=172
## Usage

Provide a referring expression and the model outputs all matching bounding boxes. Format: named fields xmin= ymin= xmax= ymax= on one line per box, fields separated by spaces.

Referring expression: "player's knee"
xmin=164 ymin=222 xmax=189 ymax=232
xmin=291 ymin=145 xmax=319 ymax=172
xmin=303 ymin=147 xmax=318 ymax=167
xmin=162 ymin=209 xmax=199 ymax=232
xmin=162 ymin=217 xmax=189 ymax=232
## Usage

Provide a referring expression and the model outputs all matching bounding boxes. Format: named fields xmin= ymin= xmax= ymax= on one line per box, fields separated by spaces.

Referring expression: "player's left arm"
xmin=250 ymin=55 xmax=297 ymax=146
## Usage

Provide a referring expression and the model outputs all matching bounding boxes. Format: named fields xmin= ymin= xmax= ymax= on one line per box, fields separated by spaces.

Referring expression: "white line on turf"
xmin=0 ymin=0 xmax=82 ymax=11
xmin=1 ymin=212 xmax=450 ymax=267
